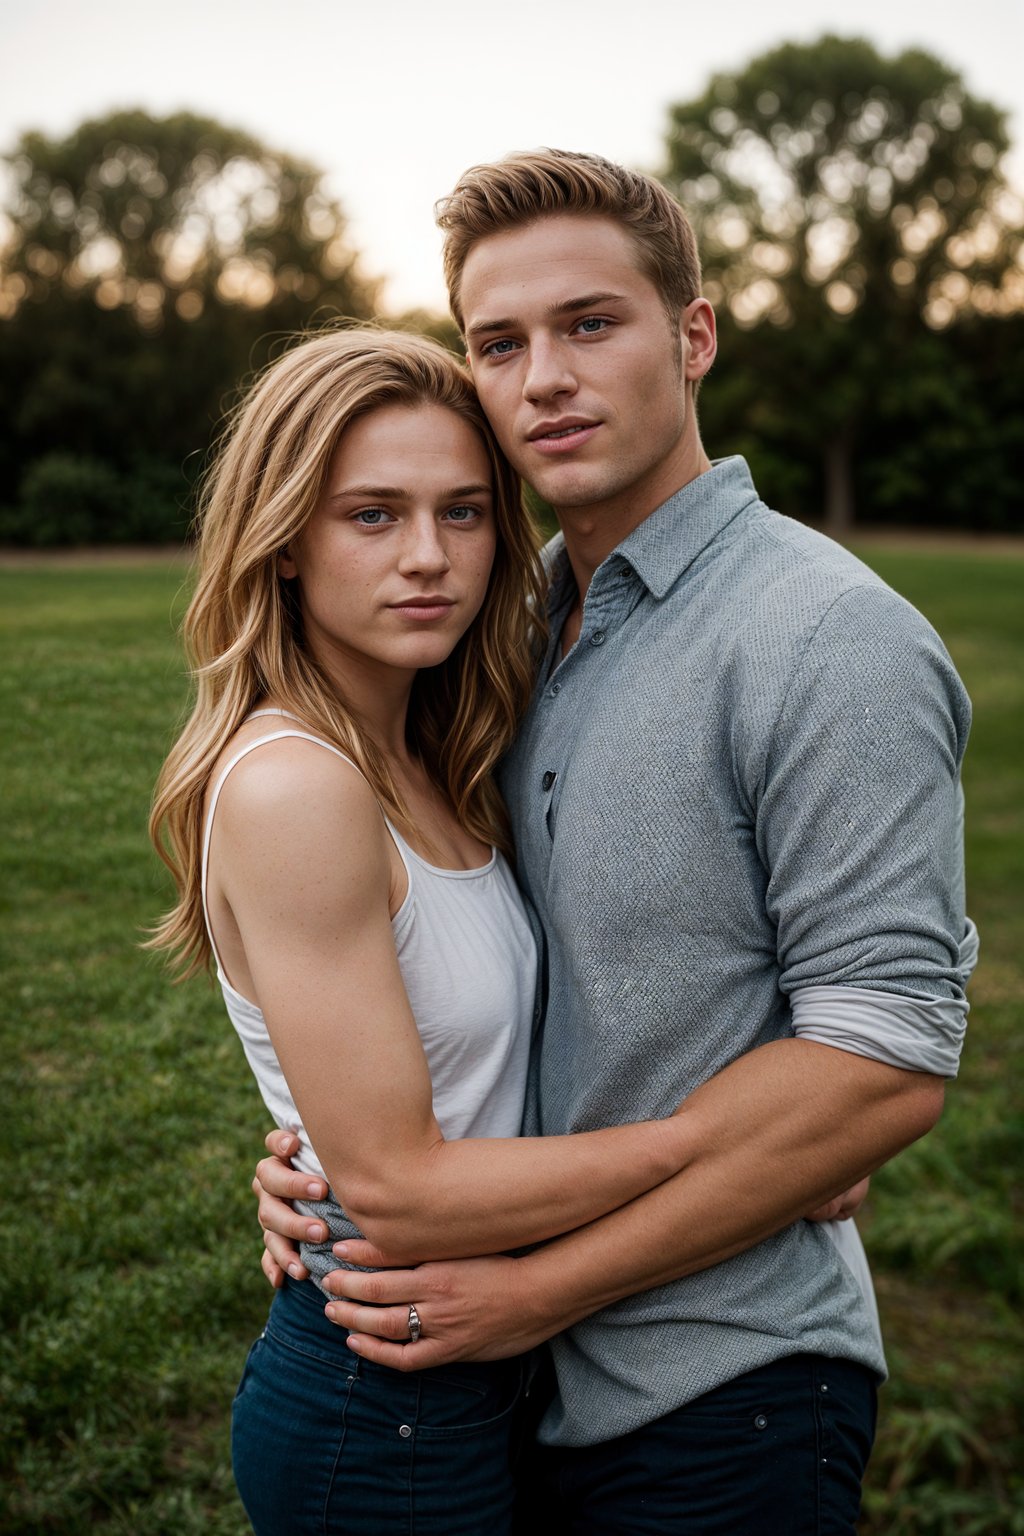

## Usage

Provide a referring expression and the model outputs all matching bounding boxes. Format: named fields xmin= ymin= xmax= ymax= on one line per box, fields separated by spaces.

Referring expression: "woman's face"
xmin=280 ymin=402 xmax=498 ymax=686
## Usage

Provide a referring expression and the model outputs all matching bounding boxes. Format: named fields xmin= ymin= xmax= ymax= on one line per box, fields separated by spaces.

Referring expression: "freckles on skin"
xmin=283 ymin=403 xmax=497 ymax=684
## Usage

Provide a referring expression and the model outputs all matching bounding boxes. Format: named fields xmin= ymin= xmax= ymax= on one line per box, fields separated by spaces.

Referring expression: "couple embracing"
xmin=151 ymin=148 xmax=974 ymax=1535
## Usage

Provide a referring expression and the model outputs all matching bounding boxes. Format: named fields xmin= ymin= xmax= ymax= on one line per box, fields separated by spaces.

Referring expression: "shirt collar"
xmin=615 ymin=456 xmax=759 ymax=599
xmin=543 ymin=456 xmax=758 ymax=613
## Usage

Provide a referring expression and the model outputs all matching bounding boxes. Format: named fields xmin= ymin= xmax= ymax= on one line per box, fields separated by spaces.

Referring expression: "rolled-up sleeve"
xmin=758 ymin=583 xmax=974 ymax=1058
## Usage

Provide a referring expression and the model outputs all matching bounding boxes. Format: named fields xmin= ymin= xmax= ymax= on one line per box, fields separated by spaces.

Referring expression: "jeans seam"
xmin=409 ymin=1375 xmax=423 ymax=1532
xmin=264 ymin=1320 xmax=357 ymax=1372
xmin=320 ymin=1365 xmax=357 ymax=1536
xmin=812 ymin=1361 xmax=825 ymax=1536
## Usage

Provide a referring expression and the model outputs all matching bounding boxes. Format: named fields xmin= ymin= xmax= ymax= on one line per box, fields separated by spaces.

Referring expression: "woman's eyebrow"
xmin=329 ymin=483 xmax=492 ymax=501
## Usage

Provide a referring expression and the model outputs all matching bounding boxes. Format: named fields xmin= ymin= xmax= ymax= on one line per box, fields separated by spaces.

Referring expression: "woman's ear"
xmin=278 ymin=546 xmax=298 ymax=580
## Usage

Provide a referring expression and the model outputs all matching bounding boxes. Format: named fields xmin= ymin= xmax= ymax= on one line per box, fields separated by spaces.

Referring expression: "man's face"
xmin=460 ymin=214 xmax=712 ymax=526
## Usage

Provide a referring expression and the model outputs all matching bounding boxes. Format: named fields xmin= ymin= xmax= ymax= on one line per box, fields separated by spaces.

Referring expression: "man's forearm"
xmin=513 ymin=1038 xmax=943 ymax=1340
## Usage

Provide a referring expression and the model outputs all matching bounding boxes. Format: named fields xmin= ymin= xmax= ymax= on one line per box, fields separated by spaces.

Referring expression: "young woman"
xmin=149 ymin=329 xmax=703 ymax=1535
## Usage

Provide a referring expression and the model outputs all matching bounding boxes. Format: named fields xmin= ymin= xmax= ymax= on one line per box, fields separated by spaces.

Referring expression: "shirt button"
xmin=398 ymin=1424 xmax=412 ymax=1439
xmin=589 ymin=630 xmax=606 ymax=646
xmin=542 ymin=771 xmax=557 ymax=791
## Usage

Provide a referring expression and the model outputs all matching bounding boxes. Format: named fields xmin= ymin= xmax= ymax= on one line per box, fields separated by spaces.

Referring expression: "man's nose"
xmin=523 ymin=337 xmax=576 ymax=403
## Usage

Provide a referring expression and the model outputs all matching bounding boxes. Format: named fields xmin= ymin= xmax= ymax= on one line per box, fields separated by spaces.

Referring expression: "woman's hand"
xmin=319 ymin=1174 xmax=876 ymax=1370
xmin=252 ymin=1129 xmax=328 ymax=1287
xmin=804 ymin=1177 xmax=871 ymax=1223
xmin=320 ymin=1243 xmax=548 ymax=1370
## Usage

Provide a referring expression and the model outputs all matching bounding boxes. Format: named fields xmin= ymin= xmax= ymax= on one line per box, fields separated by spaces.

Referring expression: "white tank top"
xmin=201 ymin=711 xmax=536 ymax=1183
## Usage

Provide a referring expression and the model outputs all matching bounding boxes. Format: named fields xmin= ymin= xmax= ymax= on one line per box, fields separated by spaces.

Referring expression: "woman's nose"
xmin=398 ymin=516 xmax=451 ymax=576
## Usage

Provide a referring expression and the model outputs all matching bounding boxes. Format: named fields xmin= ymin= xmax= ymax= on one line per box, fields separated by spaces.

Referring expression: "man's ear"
xmin=681 ymin=298 xmax=717 ymax=383
xmin=278 ymin=547 xmax=298 ymax=580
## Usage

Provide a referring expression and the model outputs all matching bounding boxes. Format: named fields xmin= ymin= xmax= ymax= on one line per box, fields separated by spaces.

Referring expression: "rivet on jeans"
xmin=399 ymin=1424 xmax=412 ymax=1439
xmin=820 ymin=1383 xmax=829 ymax=1393
xmin=754 ymin=1414 xmax=768 ymax=1430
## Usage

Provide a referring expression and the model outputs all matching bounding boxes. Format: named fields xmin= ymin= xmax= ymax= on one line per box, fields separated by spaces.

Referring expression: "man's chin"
xmin=529 ymin=467 xmax=613 ymax=513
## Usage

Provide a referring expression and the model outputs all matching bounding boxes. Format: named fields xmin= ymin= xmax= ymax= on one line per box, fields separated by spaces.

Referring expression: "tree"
xmin=662 ymin=36 xmax=1024 ymax=531
xmin=0 ymin=108 xmax=376 ymax=330
xmin=0 ymin=110 xmax=380 ymax=542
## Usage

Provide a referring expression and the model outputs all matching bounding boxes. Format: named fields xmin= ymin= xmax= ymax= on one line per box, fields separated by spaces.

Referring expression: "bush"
xmin=0 ymin=452 xmax=192 ymax=546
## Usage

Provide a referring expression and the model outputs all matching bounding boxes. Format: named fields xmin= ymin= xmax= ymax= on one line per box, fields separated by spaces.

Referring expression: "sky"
xmin=1 ymin=0 xmax=1020 ymax=313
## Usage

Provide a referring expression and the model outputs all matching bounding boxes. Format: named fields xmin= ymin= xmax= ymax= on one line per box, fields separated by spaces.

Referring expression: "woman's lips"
xmin=388 ymin=599 xmax=456 ymax=621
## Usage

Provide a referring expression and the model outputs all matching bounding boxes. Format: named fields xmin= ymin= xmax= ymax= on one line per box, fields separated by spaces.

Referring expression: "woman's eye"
xmin=353 ymin=508 xmax=393 ymax=526
xmin=444 ymin=505 xmax=481 ymax=523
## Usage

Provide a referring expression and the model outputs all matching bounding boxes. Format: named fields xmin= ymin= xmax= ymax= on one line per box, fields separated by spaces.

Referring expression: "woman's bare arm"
xmin=215 ymin=739 xmax=694 ymax=1264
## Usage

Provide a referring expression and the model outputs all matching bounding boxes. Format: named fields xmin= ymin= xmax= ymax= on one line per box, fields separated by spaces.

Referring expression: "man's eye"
xmin=576 ymin=317 xmax=608 ymax=334
xmin=481 ymin=338 xmax=518 ymax=357
xmin=353 ymin=508 xmax=392 ymax=525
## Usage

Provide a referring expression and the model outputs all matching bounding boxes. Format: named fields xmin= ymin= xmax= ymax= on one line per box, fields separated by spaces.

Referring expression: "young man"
xmin=253 ymin=151 xmax=974 ymax=1531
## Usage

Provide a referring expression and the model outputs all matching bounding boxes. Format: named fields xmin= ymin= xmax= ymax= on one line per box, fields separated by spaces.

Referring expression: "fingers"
xmin=255 ymin=1156 xmax=327 ymax=1203
xmin=344 ymin=1334 xmax=451 ymax=1372
xmin=263 ymin=1227 xmax=312 ymax=1282
xmin=324 ymin=1300 xmax=418 ymax=1340
xmin=836 ymin=1176 xmax=871 ymax=1218
xmin=805 ymin=1195 xmax=845 ymax=1222
xmin=264 ymin=1128 xmax=300 ymax=1158
xmin=805 ymin=1176 xmax=872 ymax=1223
xmin=330 ymin=1238 xmax=396 ymax=1269
xmin=321 ymin=1266 xmax=422 ymax=1304
xmin=261 ymin=1246 xmax=287 ymax=1289
xmin=255 ymin=1184 xmax=328 ymax=1247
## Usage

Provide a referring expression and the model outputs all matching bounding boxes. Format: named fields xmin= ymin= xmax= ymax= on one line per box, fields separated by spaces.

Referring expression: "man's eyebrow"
xmin=328 ymin=483 xmax=491 ymax=500
xmin=548 ymin=292 xmax=627 ymax=317
xmin=466 ymin=293 xmax=628 ymax=339
xmin=466 ymin=317 xmax=517 ymax=340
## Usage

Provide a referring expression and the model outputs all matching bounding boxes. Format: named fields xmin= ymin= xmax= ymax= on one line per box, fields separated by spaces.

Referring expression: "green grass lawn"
xmin=1 ymin=546 xmax=1020 ymax=1534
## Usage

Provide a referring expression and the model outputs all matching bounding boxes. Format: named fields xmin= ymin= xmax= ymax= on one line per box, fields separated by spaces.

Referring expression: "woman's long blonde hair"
xmin=149 ymin=326 xmax=546 ymax=978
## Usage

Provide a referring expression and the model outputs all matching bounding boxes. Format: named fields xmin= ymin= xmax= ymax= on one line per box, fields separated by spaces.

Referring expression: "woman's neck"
xmin=307 ymin=642 xmax=416 ymax=764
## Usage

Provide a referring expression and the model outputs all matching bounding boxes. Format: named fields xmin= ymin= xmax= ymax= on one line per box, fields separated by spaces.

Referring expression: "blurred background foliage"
xmin=0 ymin=35 xmax=1021 ymax=546
xmin=0 ymin=108 xmax=382 ymax=544
xmin=664 ymin=36 xmax=1023 ymax=533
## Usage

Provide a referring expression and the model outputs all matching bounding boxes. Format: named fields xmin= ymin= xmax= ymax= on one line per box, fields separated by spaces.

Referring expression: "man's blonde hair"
xmin=437 ymin=148 xmax=702 ymax=330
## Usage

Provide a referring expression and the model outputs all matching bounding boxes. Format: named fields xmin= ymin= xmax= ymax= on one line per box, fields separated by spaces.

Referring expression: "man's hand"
xmin=318 ymin=1174 xmax=874 ymax=1369
xmin=252 ymin=1129 xmax=330 ymax=1288
xmin=805 ymin=1177 xmax=871 ymax=1223
xmin=320 ymin=1243 xmax=544 ymax=1370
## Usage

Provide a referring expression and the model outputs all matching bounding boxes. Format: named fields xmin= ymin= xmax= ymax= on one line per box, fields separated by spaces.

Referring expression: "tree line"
xmin=0 ymin=36 xmax=1021 ymax=545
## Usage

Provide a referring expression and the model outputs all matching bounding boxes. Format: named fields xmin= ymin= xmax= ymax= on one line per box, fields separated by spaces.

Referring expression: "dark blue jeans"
xmin=514 ymin=1351 xmax=877 ymax=1535
xmin=232 ymin=1276 xmax=524 ymax=1535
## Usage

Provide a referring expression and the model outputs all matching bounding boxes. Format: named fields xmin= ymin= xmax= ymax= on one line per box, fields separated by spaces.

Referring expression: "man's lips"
xmin=527 ymin=420 xmax=600 ymax=455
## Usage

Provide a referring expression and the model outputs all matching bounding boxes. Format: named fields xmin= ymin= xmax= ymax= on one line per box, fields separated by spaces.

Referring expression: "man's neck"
xmin=556 ymin=446 xmax=712 ymax=613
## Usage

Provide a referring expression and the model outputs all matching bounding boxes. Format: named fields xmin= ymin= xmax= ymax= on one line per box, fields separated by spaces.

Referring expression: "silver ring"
xmin=407 ymin=1304 xmax=422 ymax=1344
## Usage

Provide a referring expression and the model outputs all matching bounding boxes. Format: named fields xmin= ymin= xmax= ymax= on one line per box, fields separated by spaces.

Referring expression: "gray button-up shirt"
xmin=501 ymin=456 xmax=971 ymax=1445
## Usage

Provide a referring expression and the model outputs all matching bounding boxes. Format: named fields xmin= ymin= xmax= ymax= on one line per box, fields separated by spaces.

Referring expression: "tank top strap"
xmin=200 ymin=728 xmax=379 ymax=979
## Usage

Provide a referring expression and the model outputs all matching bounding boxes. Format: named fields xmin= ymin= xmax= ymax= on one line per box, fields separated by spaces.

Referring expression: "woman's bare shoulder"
xmin=211 ymin=726 xmax=381 ymax=849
